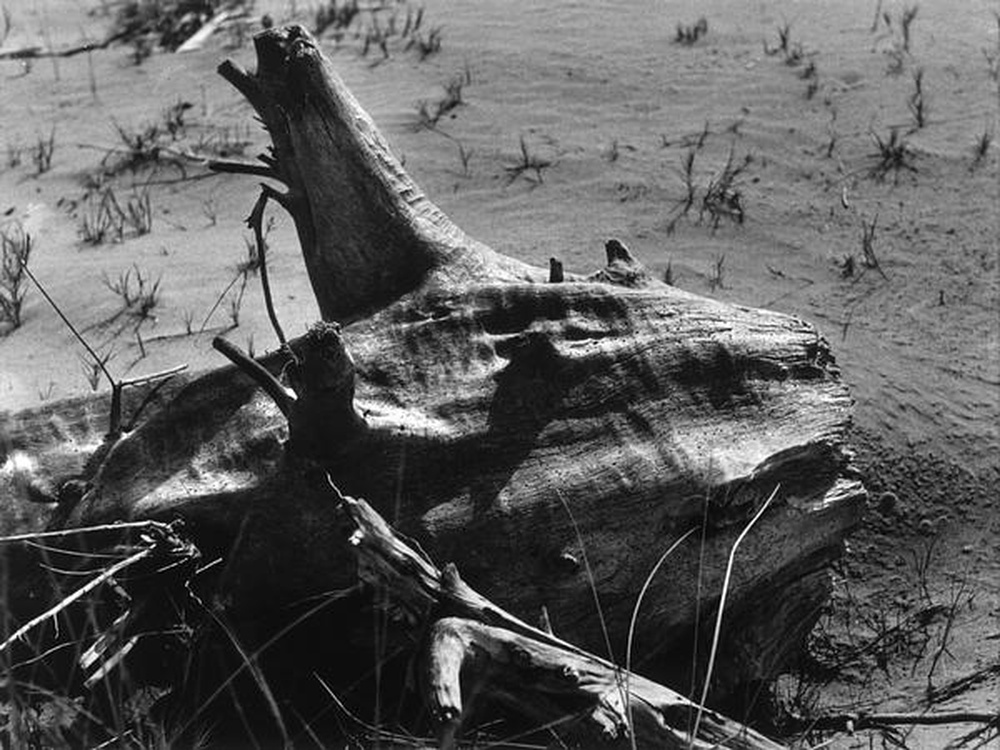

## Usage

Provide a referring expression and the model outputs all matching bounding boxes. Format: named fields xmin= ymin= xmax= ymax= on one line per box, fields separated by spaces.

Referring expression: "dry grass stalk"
xmin=0 ymin=223 xmax=32 ymax=332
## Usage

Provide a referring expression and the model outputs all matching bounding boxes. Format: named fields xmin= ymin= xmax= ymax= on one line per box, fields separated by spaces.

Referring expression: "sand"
xmin=1 ymin=0 xmax=997 ymax=746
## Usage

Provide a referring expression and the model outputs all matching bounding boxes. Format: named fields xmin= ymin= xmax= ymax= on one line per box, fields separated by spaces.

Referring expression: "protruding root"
xmin=334 ymin=482 xmax=784 ymax=750
xmin=247 ymin=184 xmax=292 ymax=350
xmin=212 ymin=336 xmax=295 ymax=417
xmin=421 ymin=616 xmax=784 ymax=749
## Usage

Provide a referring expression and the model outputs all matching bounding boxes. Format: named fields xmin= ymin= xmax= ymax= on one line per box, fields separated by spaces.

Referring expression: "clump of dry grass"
xmin=81 ymin=347 xmax=116 ymax=390
xmin=765 ymin=21 xmax=807 ymax=66
xmin=313 ymin=0 xmax=359 ymax=38
xmin=455 ymin=141 xmax=473 ymax=177
xmin=838 ymin=214 xmax=888 ymax=281
xmin=699 ymin=146 xmax=752 ymax=230
xmin=877 ymin=4 xmax=920 ymax=75
xmin=99 ymin=104 xmax=192 ymax=179
xmin=675 ymin=17 xmax=708 ymax=46
xmin=670 ymin=146 xmax=698 ymax=225
xmin=101 ymin=262 xmax=163 ymax=361
xmin=859 ymin=214 xmax=888 ymax=279
xmin=31 ymin=127 xmax=56 ymax=175
xmin=0 ymin=522 xmax=202 ymax=748
xmin=0 ymin=222 xmax=32 ymax=333
xmin=415 ymin=74 xmax=466 ymax=130
xmin=504 ymin=136 xmax=553 ymax=185
xmin=971 ymin=125 xmax=993 ymax=170
xmin=800 ymin=59 xmax=819 ymax=99
xmin=664 ymin=133 xmax=752 ymax=235
xmin=907 ymin=67 xmax=927 ymax=130
xmin=868 ymin=126 xmax=918 ymax=183
xmin=408 ymin=25 xmax=443 ymax=60
xmin=313 ymin=1 xmax=442 ymax=63
xmin=80 ymin=187 xmax=124 ymax=245
xmin=103 ymin=263 xmax=162 ymax=322
xmin=79 ymin=187 xmax=154 ymax=245
xmin=765 ymin=21 xmax=793 ymax=57
xmin=191 ymin=123 xmax=253 ymax=160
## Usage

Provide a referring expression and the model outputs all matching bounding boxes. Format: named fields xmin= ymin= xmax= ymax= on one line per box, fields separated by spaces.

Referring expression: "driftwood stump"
xmin=0 ymin=25 xmax=865 ymax=747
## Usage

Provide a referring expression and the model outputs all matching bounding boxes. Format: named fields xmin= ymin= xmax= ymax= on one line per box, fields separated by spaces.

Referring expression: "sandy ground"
xmin=1 ymin=0 xmax=997 ymax=746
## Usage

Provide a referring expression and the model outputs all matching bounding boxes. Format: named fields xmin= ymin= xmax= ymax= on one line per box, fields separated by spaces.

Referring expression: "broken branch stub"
xmin=218 ymin=25 xmax=541 ymax=323
xmin=2 ymin=23 xmax=865 ymax=743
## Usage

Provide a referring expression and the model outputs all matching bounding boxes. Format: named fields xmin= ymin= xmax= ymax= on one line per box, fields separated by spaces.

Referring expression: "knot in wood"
xmin=560 ymin=664 xmax=580 ymax=685
xmin=556 ymin=551 xmax=580 ymax=575
xmin=509 ymin=644 xmax=533 ymax=669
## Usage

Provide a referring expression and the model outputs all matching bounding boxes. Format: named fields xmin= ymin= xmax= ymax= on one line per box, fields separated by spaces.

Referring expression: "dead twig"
xmin=860 ymin=213 xmax=888 ymax=280
xmin=246 ymin=184 xmax=290 ymax=351
xmin=212 ymin=336 xmax=295 ymax=417
xmin=0 ymin=29 xmax=128 ymax=60
xmin=0 ymin=547 xmax=154 ymax=654
xmin=785 ymin=710 xmax=997 ymax=734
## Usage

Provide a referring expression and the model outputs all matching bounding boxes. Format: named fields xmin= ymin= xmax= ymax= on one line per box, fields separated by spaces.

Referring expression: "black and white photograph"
xmin=0 ymin=1 xmax=997 ymax=747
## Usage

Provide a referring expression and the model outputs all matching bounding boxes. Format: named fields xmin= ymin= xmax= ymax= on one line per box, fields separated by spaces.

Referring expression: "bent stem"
xmin=692 ymin=485 xmax=780 ymax=740
xmin=247 ymin=183 xmax=293 ymax=352
xmin=212 ymin=336 xmax=295 ymax=417
xmin=625 ymin=526 xmax=700 ymax=750
xmin=20 ymin=261 xmax=113 ymax=389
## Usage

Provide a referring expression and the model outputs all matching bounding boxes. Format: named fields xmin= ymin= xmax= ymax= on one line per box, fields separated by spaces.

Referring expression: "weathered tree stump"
xmin=0 ymin=25 xmax=865 ymax=747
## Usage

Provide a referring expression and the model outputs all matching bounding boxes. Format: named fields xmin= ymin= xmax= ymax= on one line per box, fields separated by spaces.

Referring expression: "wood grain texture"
xmin=0 ymin=24 xmax=865 ymax=733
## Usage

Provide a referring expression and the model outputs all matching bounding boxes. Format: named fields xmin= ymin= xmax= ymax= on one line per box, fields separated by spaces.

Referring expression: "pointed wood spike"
xmin=605 ymin=238 xmax=633 ymax=265
xmin=589 ymin=238 xmax=654 ymax=288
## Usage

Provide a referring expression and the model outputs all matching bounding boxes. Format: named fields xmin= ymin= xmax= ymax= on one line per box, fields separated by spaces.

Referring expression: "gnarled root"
xmin=335 ymin=483 xmax=783 ymax=749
